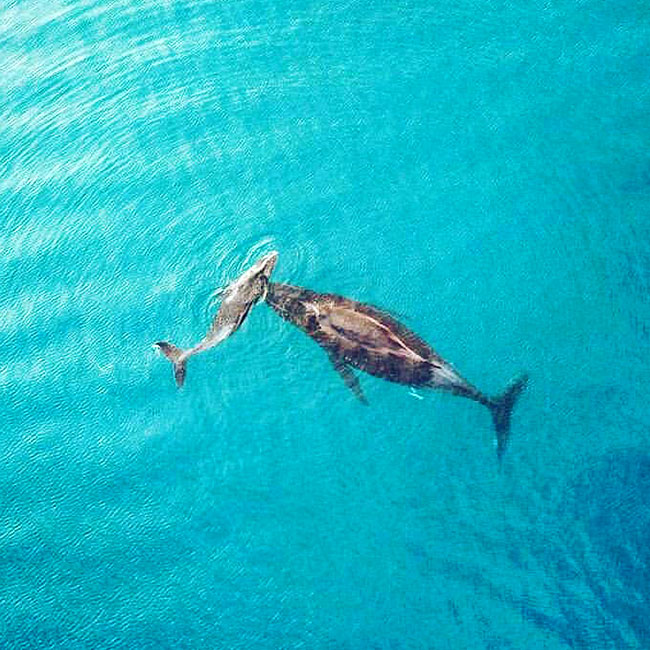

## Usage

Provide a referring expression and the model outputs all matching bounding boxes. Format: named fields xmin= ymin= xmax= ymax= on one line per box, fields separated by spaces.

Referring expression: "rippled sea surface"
xmin=2 ymin=1 xmax=650 ymax=648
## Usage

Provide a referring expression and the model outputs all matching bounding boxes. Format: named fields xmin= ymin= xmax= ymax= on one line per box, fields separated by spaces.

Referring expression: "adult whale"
xmin=155 ymin=251 xmax=278 ymax=387
xmin=265 ymin=282 xmax=528 ymax=459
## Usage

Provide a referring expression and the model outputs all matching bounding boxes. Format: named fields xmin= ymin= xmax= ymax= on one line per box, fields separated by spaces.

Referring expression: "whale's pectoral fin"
xmin=328 ymin=354 xmax=368 ymax=405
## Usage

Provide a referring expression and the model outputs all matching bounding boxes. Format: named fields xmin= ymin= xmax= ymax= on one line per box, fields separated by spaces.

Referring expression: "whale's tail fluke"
xmin=489 ymin=374 xmax=528 ymax=461
xmin=154 ymin=341 xmax=188 ymax=388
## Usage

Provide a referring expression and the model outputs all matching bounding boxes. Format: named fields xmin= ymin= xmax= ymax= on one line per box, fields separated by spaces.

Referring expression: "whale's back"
xmin=266 ymin=283 xmax=440 ymax=386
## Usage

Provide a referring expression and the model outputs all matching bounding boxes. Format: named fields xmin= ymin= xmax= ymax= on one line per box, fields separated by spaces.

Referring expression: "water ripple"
xmin=1 ymin=0 xmax=649 ymax=647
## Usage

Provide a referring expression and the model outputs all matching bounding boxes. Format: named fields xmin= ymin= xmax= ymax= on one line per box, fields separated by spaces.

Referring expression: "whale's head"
xmin=247 ymin=250 xmax=278 ymax=299
xmin=253 ymin=250 xmax=279 ymax=281
xmin=223 ymin=250 xmax=279 ymax=308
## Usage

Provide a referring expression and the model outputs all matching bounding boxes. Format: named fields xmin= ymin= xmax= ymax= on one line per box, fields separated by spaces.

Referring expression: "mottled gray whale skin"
xmin=265 ymin=282 xmax=527 ymax=459
xmin=154 ymin=251 xmax=278 ymax=387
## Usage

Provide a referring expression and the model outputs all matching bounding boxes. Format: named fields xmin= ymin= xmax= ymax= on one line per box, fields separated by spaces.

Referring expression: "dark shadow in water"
xmin=570 ymin=450 xmax=650 ymax=641
xmin=425 ymin=448 xmax=650 ymax=649
xmin=520 ymin=448 xmax=650 ymax=649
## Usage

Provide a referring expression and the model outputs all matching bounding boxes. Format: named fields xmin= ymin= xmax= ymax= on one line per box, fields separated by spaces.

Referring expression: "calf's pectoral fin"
xmin=328 ymin=353 xmax=368 ymax=405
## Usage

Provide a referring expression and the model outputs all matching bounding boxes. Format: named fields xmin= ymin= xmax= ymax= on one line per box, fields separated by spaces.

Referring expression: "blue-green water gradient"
xmin=1 ymin=0 xmax=649 ymax=647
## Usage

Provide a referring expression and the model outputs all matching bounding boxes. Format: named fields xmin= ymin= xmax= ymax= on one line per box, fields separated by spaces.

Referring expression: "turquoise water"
xmin=2 ymin=0 xmax=650 ymax=647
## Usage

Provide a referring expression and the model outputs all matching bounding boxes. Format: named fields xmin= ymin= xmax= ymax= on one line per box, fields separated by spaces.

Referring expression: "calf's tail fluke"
xmin=489 ymin=374 xmax=529 ymax=461
xmin=154 ymin=341 xmax=188 ymax=388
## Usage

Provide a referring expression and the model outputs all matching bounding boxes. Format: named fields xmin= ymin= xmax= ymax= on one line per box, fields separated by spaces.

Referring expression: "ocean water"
xmin=1 ymin=0 xmax=649 ymax=647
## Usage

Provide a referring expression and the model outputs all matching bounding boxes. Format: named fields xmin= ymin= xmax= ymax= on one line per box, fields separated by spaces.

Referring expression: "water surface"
xmin=1 ymin=0 xmax=649 ymax=647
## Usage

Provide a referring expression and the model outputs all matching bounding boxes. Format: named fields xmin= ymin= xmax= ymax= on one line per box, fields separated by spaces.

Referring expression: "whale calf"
xmin=154 ymin=251 xmax=278 ymax=387
xmin=265 ymin=282 xmax=527 ymax=459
